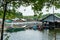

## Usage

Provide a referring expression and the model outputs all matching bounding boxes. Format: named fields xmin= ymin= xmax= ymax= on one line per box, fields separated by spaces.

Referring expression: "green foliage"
xmin=38 ymin=13 xmax=43 ymax=19
xmin=41 ymin=14 xmax=50 ymax=18
xmin=0 ymin=0 xmax=60 ymax=20
xmin=23 ymin=16 xmax=34 ymax=19
xmin=33 ymin=12 xmax=43 ymax=20
xmin=1 ymin=0 xmax=60 ymax=12
xmin=41 ymin=13 xmax=60 ymax=20
xmin=0 ymin=10 xmax=23 ymax=19
xmin=0 ymin=10 xmax=3 ymax=18
xmin=15 ymin=12 xmax=23 ymax=18
xmin=55 ymin=13 xmax=60 ymax=17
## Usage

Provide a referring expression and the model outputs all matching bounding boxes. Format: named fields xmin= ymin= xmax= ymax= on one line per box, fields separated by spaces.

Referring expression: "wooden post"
xmin=54 ymin=30 xmax=56 ymax=40
xmin=55 ymin=31 xmax=56 ymax=40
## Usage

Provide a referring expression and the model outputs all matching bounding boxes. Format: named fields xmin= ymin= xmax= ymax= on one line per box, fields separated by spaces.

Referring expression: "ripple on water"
xmin=8 ymin=30 xmax=43 ymax=40
xmin=4 ymin=29 xmax=60 ymax=40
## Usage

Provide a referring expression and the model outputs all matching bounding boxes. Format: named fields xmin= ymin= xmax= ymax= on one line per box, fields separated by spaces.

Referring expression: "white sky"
xmin=16 ymin=5 xmax=60 ymax=16
xmin=42 ymin=6 xmax=60 ymax=14
xmin=17 ymin=5 xmax=34 ymax=16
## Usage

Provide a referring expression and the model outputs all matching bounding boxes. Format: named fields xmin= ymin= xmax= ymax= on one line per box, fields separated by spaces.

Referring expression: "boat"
xmin=6 ymin=25 xmax=27 ymax=32
xmin=6 ymin=28 xmax=25 ymax=32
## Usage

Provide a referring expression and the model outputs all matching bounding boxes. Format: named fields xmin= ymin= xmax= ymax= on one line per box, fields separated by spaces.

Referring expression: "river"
xmin=3 ymin=29 xmax=60 ymax=40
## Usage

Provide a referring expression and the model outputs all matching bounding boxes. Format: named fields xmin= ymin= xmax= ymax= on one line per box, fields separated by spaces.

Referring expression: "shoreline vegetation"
xmin=0 ymin=13 xmax=60 ymax=32
xmin=5 ymin=26 xmax=60 ymax=33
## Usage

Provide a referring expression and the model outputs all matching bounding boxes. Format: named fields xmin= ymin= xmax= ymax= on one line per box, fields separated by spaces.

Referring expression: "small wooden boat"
xmin=6 ymin=28 xmax=25 ymax=32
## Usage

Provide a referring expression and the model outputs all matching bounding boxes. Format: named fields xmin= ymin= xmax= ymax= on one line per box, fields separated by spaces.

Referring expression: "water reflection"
xmin=3 ymin=29 xmax=60 ymax=40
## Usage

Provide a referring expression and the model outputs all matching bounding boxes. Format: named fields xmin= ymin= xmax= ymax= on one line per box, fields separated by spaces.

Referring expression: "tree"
xmin=0 ymin=10 xmax=3 ymax=18
xmin=0 ymin=0 xmax=60 ymax=19
xmin=5 ymin=10 xmax=16 ymax=19
xmin=38 ymin=12 xmax=43 ymax=19
xmin=0 ymin=9 xmax=23 ymax=19
xmin=0 ymin=0 xmax=60 ymax=12
xmin=16 ymin=12 xmax=23 ymax=18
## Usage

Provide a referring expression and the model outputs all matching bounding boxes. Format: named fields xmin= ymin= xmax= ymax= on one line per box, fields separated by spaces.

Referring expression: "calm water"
xmin=3 ymin=29 xmax=60 ymax=40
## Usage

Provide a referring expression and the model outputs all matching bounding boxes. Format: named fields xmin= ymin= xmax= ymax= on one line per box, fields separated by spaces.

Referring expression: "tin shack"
xmin=40 ymin=14 xmax=60 ymax=29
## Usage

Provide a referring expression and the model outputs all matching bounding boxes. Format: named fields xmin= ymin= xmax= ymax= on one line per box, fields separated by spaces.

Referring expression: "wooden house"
xmin=40 ymin=14 xmax=60 ymax=28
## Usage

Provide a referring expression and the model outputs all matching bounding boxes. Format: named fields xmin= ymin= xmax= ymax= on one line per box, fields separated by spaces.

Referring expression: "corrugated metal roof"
xmin=40 ymin=14 xmax=60 ymax=22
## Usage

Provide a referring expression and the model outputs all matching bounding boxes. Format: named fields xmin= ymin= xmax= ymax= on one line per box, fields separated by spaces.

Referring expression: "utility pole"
xmin=52 ymin=0 xmax=56 ymax=40
xmin=1 ymin=0 xmax=7 ymax=40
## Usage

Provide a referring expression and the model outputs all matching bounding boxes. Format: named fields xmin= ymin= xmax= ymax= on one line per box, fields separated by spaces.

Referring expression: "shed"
xmin=40 ymin=14 xmax=60 ymax=28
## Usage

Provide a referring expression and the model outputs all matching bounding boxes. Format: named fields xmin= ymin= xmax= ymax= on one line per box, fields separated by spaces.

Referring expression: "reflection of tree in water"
xmin=3 ymin=33 xmax=10 ymax=40
xmin=49 ymin=30 xmax=55 ymax=40
xmin=49 ymin=30 xmax=60 ymax=40
xmin=3 ymin=30 xmax=60 ymax=40
xmin=5 ymin=36 xmax=10 ymax=40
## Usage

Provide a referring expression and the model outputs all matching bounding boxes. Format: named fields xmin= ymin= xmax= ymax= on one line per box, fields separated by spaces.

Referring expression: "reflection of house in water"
xmin=40 ymin=14 xmax=60 ymax=28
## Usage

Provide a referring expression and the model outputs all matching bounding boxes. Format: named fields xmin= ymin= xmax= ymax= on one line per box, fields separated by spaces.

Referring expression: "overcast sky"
xmin=16 ymin=5 xmax=60 ymax=16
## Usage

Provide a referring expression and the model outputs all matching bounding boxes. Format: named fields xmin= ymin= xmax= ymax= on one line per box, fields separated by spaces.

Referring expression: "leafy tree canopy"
xmin=0 ymin=9 xmax=23 ymax=19
xmin=0 ymin=0 xmax=60 ymax=19
xmin=0 ymin=0 xmax=60 ymax=12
